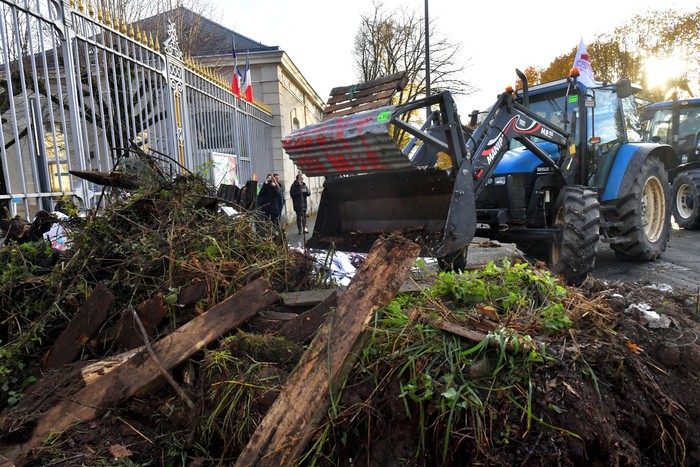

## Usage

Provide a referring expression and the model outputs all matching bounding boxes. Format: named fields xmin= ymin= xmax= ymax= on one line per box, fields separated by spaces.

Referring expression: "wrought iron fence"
xmin=0 ymin=0 xmax=272 ymax=220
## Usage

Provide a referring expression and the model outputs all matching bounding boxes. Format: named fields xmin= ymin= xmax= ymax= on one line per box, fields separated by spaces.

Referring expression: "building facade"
xmin=141 ymin=7 xmax=326 ymax=222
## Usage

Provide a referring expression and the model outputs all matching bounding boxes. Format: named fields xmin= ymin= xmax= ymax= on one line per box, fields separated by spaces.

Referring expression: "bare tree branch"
xmin=352 ymin=0 xmax=474 ymax=105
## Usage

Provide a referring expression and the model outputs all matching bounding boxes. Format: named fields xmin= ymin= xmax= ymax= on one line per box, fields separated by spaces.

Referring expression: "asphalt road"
xmin=291 ymin=215 xmax=700 ymax=292
xmin=594 ymin=226 xmax=700 ymax=291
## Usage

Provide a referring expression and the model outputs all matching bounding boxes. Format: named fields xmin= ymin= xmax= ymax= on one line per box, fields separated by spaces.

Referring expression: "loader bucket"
xmin=282 ymin=106 xmax=413 ymax=177
xmin=283 ymin=97 xmax=477 ymax=257
xmin=305 ymin=169 xmax=476 ymax=257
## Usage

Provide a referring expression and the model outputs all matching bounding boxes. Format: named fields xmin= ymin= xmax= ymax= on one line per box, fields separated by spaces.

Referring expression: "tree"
xmin=535 ymin=8 xmax=700 ymax=101
xmin=352 ymin=1 xmax=473 ymax=105
xmin=517 ymin=66 xmax=541 ymax=89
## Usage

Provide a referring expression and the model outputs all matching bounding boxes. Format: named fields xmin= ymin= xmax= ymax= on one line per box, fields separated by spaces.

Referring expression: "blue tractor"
xmin=641 ymin=97 xmax=700 ymax=229
xmin=283 ymin=70 xmax=675 ymax=284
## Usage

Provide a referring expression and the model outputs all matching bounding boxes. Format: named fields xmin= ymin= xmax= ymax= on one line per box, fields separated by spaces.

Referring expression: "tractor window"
xmin=621 ymin=96 xmax=643 ymax=142
xmin=647 ymin=109 xmax=673 ymax=145
xmin=679 ymin=108 xmax=700 ymax=152
xmin=587 ymin=89 xmax=624 ymax=144
xmin=509 ymin=93 xmax=579 ymax=149
xmin=528 ymin=96 xmax=568 ymax=129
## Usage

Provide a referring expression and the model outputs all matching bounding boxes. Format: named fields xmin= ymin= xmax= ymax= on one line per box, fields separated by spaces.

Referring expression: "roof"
xmin=643 ymin=97 xmax=700 ymax=110
xmin=138 ymin=6 xmax=279 ymax=58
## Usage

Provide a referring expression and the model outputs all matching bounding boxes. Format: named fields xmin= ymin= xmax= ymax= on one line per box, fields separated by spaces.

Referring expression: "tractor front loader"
xmin=283 ymin=71 xmax=578 ymax=276
xmin=283 ymin=69 xmax=674 ymax=284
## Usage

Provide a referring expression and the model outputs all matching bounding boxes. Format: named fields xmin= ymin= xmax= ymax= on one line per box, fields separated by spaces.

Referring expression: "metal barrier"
xmin=0 ymin=0 xmax=272 ymax=220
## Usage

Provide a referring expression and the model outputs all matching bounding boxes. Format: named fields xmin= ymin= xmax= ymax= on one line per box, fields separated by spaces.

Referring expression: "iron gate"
xmin=0 ymin=0 xmax=272 ymax=220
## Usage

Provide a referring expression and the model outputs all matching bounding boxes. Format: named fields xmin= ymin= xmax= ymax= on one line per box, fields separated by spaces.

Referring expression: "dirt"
xmin=311 ymin=277 xmax=700 ymax=466
xmin=3 ymin=274 xmax=700 ymax=466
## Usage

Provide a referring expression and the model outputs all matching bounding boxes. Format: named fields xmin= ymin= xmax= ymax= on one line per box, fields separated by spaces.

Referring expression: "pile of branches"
xmin=0 ymin=155 xmax=698 ymax=466
xmin=0 ymin=163 xmax=315 ymax=414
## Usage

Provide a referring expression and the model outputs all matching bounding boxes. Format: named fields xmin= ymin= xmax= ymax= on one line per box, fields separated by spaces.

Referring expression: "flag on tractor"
xmin=242 ymin=50 xmax=253 ymax=102
xmin=573 ymin=38 xmax=595 ymax=89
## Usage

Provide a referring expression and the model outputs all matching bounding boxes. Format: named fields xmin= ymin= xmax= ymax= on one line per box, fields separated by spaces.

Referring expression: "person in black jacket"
xmin=290 ymin=174 xmax=310 ymax=235
xmin=256 ymin=174 xmax=282 ymax=226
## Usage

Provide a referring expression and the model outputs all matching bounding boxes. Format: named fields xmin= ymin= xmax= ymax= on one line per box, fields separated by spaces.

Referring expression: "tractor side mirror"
xmin=469 ymin=110 xmax=478 ymax=128
xmin=616 ymin=78 xmax=633 ymax=99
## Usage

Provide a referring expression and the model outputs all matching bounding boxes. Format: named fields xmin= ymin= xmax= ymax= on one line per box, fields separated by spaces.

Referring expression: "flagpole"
xmin=424 ymin=0 xmax=430 ymax=120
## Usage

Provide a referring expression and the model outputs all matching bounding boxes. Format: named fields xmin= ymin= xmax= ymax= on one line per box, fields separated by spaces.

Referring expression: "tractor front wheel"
xmin=549 ymin=186 xmax=600 ymax=285
xmin=671 ymin=169 xmax=700 ymax=230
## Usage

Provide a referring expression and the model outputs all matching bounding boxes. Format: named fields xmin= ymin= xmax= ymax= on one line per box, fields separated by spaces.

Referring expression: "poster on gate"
xmin=212 ymin=152 xmax=239 ymax=188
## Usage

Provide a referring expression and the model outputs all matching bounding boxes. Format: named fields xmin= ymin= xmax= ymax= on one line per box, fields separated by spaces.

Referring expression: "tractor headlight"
xmin=494 ymin=177 xmax=506 ymax=186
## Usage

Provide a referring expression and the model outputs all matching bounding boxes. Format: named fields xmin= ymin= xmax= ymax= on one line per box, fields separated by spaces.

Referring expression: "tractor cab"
xmin=494 ymin=77 xmax=646 ymax=196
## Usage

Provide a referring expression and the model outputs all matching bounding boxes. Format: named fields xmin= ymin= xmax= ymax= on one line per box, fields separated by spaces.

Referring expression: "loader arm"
xmin=281 ymin=86 xmax=572 ymax=260
xmin=467 ymin=92 xmax=574 ymax=200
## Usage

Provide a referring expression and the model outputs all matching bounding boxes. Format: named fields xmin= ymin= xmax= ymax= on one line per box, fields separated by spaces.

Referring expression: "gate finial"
xmin=163 ymin=20 xmax=183 ymax=59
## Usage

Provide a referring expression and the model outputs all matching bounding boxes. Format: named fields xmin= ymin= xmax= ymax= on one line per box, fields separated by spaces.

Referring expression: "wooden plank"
xmin=281 ymin=288 xmax=339 ymax=307
xmin=281 ymin=280 xmax=428 ymax=308
xmin=278 ymin=290 xmax=339 ymax=344
xmin=323 ymin=100 xmax=395 ymax=120
xmin=323 ymin=88 xmax=396 ymax=116
xmin=235 ymin=236 xmax=420 ymax=466
xmin=323 ymin=72 xmax=409 ymax=121
xmin=42 ymin=282 xmax=115 ymax=370
xmin=326 ymin=83 xmax=400 ymax=106
xmin=116 ymin=294 xmax=167 ymax=350
xmin=326 ymin=85 xmax=398 ymax=106
xmin=327 ymin=72 xmax=408 ymax=98
xmin=1 ymin=277 xmax=278 ymax=466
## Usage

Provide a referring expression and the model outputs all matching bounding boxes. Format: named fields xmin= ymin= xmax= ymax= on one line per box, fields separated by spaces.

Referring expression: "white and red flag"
xmin=573 ymin=38 xmax=596 ymax=89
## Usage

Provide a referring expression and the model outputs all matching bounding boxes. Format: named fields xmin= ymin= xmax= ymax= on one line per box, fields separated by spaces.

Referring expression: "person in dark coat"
xmin=290 ymin=174 xmax=310 ymax=235
xmin=256 ymin=173 xmax=282 ymax=226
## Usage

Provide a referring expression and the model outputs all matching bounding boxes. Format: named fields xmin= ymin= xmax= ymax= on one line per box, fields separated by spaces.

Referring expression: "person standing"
xmin=273 ymin=173 xmax=285 ymax=217
xmin=257 ymin=174 xmax=282 ymax=227
xmin=290 ymin=174 xmax=310 ymax=235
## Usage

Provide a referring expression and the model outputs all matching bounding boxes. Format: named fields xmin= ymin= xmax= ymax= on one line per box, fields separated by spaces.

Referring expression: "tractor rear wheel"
xmin=610 ymin=156 xmax=670 ymax=261
xmin=671 ymin=169 xmax=700 ymax=230
xmin=548 ymin=186 xmax=600 ymax=285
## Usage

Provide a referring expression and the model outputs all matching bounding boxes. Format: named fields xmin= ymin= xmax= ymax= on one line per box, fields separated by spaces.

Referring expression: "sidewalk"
xmin=285 ymin=214 xmax=316 ymax=249
xmin=285 ymin=215 xmax=519 ymax=267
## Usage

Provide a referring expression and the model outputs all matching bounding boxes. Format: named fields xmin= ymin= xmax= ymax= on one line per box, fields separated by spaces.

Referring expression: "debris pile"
xmin=0 ymin=165 xmax=699 ymax=466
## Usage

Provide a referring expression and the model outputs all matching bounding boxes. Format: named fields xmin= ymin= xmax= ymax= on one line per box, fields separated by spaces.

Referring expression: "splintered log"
xmin=1 ymin=277 xmax=278 ymax=467
xmin=80 ymin=347 xmax=144 ymax=385
xmin=235 ymin=236 xmax=420 ymax=467
xmin=42 ymin=282 xmax=115 ymax=370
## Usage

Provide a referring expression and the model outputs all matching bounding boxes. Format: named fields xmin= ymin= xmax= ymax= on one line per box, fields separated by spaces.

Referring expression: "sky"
xmin=212 ymin=0 xmax=700 ymax=113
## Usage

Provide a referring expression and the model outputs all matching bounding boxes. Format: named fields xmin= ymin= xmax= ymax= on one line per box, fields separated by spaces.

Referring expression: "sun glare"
xmin=644 ymin=55 xmax=686 ymax=90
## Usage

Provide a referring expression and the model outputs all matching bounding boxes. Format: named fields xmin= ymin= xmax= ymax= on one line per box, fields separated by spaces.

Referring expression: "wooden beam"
xmin=1 ymin=277 xmax=278 ymax=466
xmin=235 ymin=236 xmax=420 ymax=466
xmin=42 ymin=282 xmax=115 ymax=370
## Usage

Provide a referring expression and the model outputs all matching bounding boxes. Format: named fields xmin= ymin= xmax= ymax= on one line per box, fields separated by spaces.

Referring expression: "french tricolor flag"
xmin=242 ymin=50 xmax=253 ymax=102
